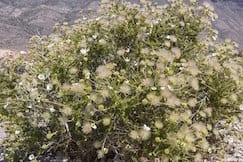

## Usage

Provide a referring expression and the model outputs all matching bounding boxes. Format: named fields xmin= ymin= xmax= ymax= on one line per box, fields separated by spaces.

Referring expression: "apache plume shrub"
xmin=0 ymin=0 xmax=242 ymax=161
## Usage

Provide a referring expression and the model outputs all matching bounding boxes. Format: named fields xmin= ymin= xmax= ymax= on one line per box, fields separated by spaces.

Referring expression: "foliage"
xmin=0 ymin=0 xmax=242 ymax=161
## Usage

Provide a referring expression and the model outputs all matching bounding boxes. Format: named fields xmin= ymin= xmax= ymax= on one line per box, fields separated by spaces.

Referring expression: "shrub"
xmin=0 ymin=0 xmax=242 ymax=161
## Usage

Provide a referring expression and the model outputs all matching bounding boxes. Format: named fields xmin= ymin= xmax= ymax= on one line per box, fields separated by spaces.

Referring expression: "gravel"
xmin=222 ymin=114 xmax=243 ymax=162
xmin=0 ymin=124 xmax=7 ymax=162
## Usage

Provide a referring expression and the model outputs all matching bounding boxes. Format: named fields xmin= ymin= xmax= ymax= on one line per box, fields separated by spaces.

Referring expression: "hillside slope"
xmin=0 ymin=0 xmax=99 ymax=50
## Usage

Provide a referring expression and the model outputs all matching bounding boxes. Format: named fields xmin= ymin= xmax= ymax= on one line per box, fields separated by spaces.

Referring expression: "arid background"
xmin=0 ymin=0 xmax=242 ymax=50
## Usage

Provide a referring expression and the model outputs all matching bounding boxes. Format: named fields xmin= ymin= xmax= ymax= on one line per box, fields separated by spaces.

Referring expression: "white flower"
xmin=49 ymin=106 xmax=55 ymax=113
xmin=99 ymin=39 xmax=106 ymax=45
xmin=19 ymin=81 xmax=23 ymax=86
xmin=46 ymin=83 xmax=53 ymax=91
xmin=151 ymin=87 xmax=157 ymax=91
xmin=240 ymin=104 xmax=243 ymax=111
xmin=80 ymin=48 xmax=89 ymax=55
xmin=134 ymin=61 xmax=138 ymax=66
xmin=92 ymin=34 xmax=98 ymax=39
xmin=160 ymin=86 xmax=166 ymax=90
xmin=179 ymin=67 xmax=184 ymax=71
xmin=3 ymin=102 xmax=8 ymax=109
xmin=47 ymin=43 xmax=54 ymax=49
xmin=66 ymin=39 xmax=71 ymax=44
xmin=15 ymin=130 xmax=20 ymax=135
xmin=96 ymin=17 xmax=101 ymax=21
xmin=143 ymin=124 xmax=151 ymax=131
xmin=125 ymin=58 xmax=130 ymax=62
xmin=212 ymin=36 xmax=217 ymax=41
xmin=152 ymin=19 xmax=159 ymax=25
xmin=108 ymin=86 xmax=113 ymax=90
xmin=28 ymin=154 xmax=35 ymax=161
xmin=20 ymin=51 xmax=27 ymax=55
xmin=179 ymin=21 xmax=185 ymax=26
xmin=111 ymin=14 xmax=117 ymax=18
xmin=38 ymin=74 xmax=45 ymax=81
xmin=212 ymin=53 xmax=217 ymax=57
xmin=91 ymin=123 xmax=97 ymax=129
